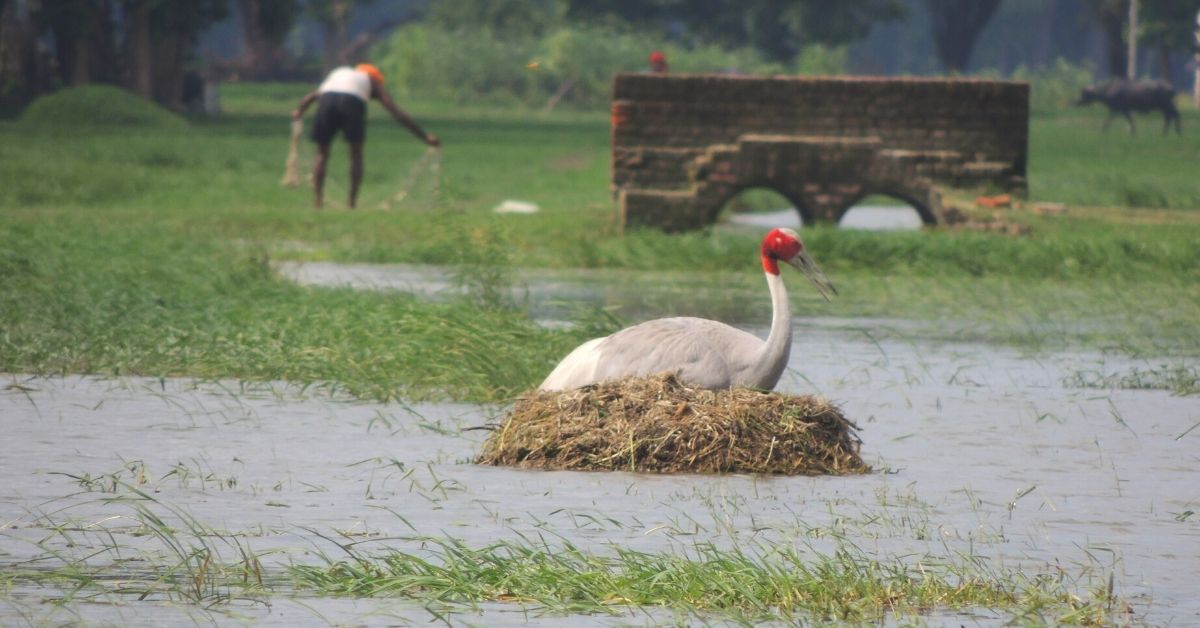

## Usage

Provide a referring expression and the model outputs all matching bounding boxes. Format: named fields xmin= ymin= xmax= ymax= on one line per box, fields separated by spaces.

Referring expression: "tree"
xmin=305 ymin=0 xmax=380 ymax=69
xmin=566 ymin=0 xmax=905 ymax=63
xmin=34 ymin=0 xmax=118 ymax=85
xmin=1082 ymin=0 xmax=1132 ymax=77
xmin=1139 ymin=0 xmax=1200 ymax=83
xmin=236 ymin=0 xmax=302 ymax=79
xmin=925 ymin=0 xmax=1004 ymax=73
xmin=0 ymin=0 xmax=51 ymax=109
xmin=428 ymin=0 xmax=565 ymax=38
xmin=121 ymin=0 xmax=227 ymax=108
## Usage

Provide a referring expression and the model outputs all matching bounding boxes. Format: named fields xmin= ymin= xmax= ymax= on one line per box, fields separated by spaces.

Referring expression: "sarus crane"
xmin=540 ymin=227 xmax=835 ymax=391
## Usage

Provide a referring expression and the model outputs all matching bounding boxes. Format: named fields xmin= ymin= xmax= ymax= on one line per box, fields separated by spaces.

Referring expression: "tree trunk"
xmin=127 ymin=3 xmax=153 ymax=100
xmin=0 ymin=0 xmax=52 ymax=109
xmin=321 ymin=0 xmax=348 ymax=70
xmin=1126 ymin=0 xmax=1137 ymax=79
xmin=1095 ymin=3 xmax=1127 ymax=78
xmin=1157 ymin=42 xmax=1172 ymax=85
xmin=926 ymin=0 xmax=1004 ymax=73
xmin=236 ymin=0 xmax=281 ymax=78
xmin=151 ymin=29 xmax=188 ymax=110
xmin=236 ymin=0 xmax=263 ymax=73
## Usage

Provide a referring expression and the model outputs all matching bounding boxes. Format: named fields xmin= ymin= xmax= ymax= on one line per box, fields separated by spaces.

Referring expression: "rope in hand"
xmin=280 ymin=118 xmax=304 ymax=187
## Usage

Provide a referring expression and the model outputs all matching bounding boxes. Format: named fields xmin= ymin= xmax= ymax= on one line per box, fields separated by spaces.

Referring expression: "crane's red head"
xmin=760 ymin=228 xmax=803 ymax=275
xmin=760 ymin=227 xmax=837 ymax=300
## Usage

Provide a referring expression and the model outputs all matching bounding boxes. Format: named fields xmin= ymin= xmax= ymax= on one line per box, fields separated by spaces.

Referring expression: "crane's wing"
xmin=539 ymin=317 xmax=764 ymax=390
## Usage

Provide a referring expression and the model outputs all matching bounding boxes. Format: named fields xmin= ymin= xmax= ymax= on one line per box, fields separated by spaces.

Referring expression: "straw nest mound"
xmin=476 ymin=373 xmax=868 ymax=475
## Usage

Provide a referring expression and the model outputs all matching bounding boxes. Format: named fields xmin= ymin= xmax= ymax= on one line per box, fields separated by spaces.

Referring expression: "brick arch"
xmin=611 ymin=73 xmax=1028 ymax=232
xmin=704 ymin=183 xmax=818 ymax=226
xmin=856 ymin=185 xmax=942 ymax=226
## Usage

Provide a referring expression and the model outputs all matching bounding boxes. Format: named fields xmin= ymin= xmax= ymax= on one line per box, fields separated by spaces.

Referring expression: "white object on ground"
xmin=493 ymin=200 xmax=540 ymax=214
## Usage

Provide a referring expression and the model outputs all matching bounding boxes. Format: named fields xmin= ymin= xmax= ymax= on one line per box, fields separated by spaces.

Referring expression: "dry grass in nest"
xmin=476 ymin=373 xmax=869 ymax=475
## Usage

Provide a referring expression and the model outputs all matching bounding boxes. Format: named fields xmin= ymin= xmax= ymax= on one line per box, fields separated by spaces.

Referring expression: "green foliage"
xmin=564 ymin=0 xmax=905 ymax=64
xmin=1011 ymin=58 xmax=1097 ymax=113
xmin=0 ymin=216 xmax=589 ymax=402
xmin=373 ymin=23 xmax=547 ymax=105
xmin=427 ymin=0 xmax=566 ymax=38
xmin=20 ymin=84 xmax=188 ymax=129
xmin=374 ymin=22 xmax=843 ymax=108
xmin=1140 ymin=0 xmax=1200 ymax=51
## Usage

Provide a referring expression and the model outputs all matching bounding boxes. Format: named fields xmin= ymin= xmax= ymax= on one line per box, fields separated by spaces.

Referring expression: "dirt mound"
xmin=477 ymin=373 xmax=868 ymax=475
xmin=22 ymin=85 xmax=187 ymax=130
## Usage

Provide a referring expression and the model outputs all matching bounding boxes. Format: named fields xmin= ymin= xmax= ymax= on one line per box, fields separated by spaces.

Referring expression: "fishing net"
xmin=280 ymin=118 xmax=304 ymax=187
xmin=279 ymin=118 xmax=442 ymax=208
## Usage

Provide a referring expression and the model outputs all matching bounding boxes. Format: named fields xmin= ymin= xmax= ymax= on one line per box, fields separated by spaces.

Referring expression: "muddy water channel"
xmin=3 ymin=267 xmax=1199 ymax=626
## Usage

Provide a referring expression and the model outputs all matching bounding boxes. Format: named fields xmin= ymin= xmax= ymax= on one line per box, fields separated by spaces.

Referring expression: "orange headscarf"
xmin=356 ymin=63 xmax=384 ymax=85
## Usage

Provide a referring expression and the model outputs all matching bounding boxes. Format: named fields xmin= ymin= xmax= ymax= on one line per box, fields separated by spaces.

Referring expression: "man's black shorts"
xmin=311 ymin=92 xmax=367 ymax=144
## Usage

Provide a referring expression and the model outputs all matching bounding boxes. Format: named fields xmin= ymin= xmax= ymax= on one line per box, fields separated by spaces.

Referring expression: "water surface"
xmin=3 ymin=324 xmax=1197 ymax=625
xmin=6 ymin=234 xmax=1197 ymax=624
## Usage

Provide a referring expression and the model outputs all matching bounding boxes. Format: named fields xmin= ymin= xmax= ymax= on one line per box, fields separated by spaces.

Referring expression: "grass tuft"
xmin=290 ymin=535 xmax=1126 ymax=624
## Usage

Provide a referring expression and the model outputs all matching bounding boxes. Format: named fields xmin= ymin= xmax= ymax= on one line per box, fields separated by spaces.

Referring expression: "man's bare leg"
xmin=348 ymin=142 xmax=364 ymax=209
xmin=313 ymin=142 xmax=332 ymax=209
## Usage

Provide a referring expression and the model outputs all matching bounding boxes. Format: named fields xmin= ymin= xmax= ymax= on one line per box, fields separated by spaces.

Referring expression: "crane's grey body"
xmin=538 ymin=228 xmax=832 ymax=392
xmin=539 ymin=273 xmax=794 ymax=391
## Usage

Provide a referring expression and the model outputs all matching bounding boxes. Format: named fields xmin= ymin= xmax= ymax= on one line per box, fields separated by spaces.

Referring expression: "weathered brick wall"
xmin=611 ymin=73 xmax=1029 ymax=230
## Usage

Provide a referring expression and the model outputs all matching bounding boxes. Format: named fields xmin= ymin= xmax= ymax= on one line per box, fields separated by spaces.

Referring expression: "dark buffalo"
xmin=1077 ymin=79 xmax=1182 ymax=135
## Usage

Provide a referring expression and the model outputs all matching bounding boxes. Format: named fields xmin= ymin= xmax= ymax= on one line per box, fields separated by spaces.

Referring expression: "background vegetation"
xmin=1 ymin=84 xmax=1198 ymax=402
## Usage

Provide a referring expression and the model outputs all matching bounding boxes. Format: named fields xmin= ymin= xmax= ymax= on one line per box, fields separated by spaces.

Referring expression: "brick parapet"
xmin=611 ymin=73 xmax=1029 ymax=230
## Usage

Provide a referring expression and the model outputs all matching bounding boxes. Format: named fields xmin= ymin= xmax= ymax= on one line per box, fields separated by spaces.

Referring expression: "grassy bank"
xmin=1 ymin=84 xmax=1199 ymax=400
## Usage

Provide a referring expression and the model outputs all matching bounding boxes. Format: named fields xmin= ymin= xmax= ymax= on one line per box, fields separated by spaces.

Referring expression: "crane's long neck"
xmin=746 ymin=267 xmax=792 ymax=390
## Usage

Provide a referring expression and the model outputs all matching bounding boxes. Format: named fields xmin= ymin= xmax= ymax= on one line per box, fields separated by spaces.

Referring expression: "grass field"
xmin=2 ymin=83 xmax=1196 ymax=624
xmin=1 ymin=83 xmax=1199 ymax=401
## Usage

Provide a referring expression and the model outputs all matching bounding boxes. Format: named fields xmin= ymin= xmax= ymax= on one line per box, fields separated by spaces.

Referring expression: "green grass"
xmin=7 ymin=478 xmax=1124 ymax=625
xmin=0 ymin=214 xmax=598 ymax=402
xmin=289 ymin=536 xmax=1121 ymax=624
xmin=1032 ymin=108 xmax=1200 ymax=209
xmin=20 ymin=84 xmax=189 ymax=130
xmin=1 ymin=84 xmax=1199 ymax=401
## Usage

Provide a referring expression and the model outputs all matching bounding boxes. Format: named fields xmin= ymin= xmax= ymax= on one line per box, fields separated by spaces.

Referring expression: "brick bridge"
xmin=611 ymin=74 xmax=1030 ymax=231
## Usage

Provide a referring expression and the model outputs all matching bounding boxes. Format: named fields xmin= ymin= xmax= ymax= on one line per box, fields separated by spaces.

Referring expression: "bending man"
xmin=293 ymin=63 xmax=439 ymax=209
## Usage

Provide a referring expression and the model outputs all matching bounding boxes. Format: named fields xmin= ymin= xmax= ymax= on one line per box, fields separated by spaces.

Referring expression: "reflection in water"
xmin=3 ymin=325 xmax=1198 ymax=624
xmin=279 ymin=261 xmax=788 ymax=327
xmin=726 ymin=205 xmax=923 ymax=231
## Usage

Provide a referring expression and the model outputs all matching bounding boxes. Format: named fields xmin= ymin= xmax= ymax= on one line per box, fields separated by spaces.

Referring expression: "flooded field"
xmin=4 ymin=312 xmax=1197 ymax=624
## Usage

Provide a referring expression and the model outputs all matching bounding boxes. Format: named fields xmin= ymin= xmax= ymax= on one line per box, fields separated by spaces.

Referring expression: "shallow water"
xmin=7 ymin=235 xmax=1199 ymax=624
xmin=726 ymin=205 xmax=924 ymax=231
xmin=278 ymin=260 xmax=943 ymax=333
xmin=3 ymin=321 xmax=1198 ymax=624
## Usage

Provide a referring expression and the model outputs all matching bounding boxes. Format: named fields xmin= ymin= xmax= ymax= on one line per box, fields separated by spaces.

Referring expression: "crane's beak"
xmin=786 ymin=250 xmax=837 ymax=302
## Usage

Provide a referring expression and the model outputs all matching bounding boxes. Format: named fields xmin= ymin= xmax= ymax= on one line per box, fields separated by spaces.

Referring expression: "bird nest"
xmin=476 ymin=373 xmax=869 ymax=475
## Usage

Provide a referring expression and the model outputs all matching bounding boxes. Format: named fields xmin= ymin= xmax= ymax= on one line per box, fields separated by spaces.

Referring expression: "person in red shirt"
xmin=293 ymin=63 xmax=439 ymax=209
xmin=649 ymin=50 xmax=669 ymax=73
